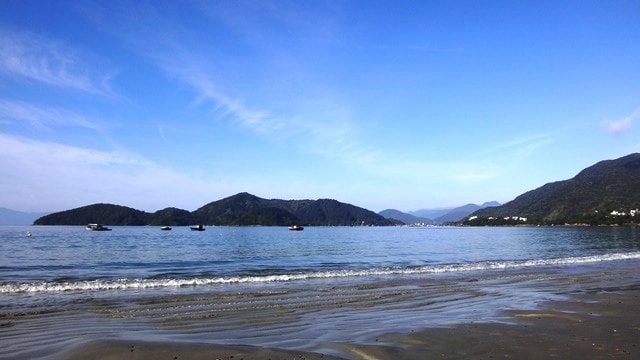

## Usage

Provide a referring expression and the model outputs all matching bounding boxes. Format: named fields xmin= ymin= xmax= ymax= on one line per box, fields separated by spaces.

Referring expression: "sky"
xmin=1 ymin=0 xmax=639 ymax=213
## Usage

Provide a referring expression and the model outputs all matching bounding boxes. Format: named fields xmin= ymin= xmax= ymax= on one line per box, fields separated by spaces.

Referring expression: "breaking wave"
xmin=3 ymin=252 xmax=640 ymax=294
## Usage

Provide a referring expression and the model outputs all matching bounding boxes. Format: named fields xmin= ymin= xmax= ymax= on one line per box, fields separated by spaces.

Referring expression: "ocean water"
xmin=2 ymin=225 xmax=640 ymax=300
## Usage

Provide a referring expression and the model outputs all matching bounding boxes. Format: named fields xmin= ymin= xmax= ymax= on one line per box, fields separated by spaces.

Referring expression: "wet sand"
xmin=338 ymin=287 xmax=640 ymax=359
xmin=65 ymin=341 xmax=344 ymax=360
xmin=3 ymin=261 xmax=640 ymax=359
xmin=65 ymin=284 xmax=640 ymax=359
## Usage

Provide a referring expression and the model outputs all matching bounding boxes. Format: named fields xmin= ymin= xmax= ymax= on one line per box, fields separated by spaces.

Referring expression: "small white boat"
xmin=190 ymin=224 xmax=206 ymax=231
xmin=288 ymin=225 xmax=304 ymax=231
xmin=86 ymin=224 xmax=112 ymax=231
xmin=160 ymin=226 xmax=172 ymax=231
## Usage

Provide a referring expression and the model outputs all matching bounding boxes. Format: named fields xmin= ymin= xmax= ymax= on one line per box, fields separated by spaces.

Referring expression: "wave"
xmin=3 ymin=252 xmax=640 ymax=294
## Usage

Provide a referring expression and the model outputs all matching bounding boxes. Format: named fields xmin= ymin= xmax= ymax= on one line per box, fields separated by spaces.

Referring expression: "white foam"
xmin=2 ymin=252 xmax=640 ymax=294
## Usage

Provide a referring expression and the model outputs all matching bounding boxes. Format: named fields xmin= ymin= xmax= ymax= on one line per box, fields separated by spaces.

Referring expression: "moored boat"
xmin=86 ymin=224 xmax=112 ymax=231
xmin=288 ymin=225 xmax=304 ymax=231
xmin=190 ymin=224 xmax=206 ymax=231
xmin=160 ymin=226 xmax=172 ymax=231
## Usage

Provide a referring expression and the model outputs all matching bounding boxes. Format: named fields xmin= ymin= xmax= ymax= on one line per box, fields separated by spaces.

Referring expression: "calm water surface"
xmin=1 ymin=225 xmax=640 ymax=298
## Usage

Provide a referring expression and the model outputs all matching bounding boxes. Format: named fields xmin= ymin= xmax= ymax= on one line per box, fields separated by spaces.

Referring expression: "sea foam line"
xmin=2 ymin=252 xmax=640 ymax=294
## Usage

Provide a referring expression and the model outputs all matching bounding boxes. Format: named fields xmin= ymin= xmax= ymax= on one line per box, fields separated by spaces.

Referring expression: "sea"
xmin=2 ymin=225 xmax=640 ymax=358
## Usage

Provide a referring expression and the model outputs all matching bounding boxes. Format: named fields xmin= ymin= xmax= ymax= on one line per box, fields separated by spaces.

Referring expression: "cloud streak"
xmin=0 ymin=30 xmax=118 ymax=97
xmin=151 ymin=46 xmax=383 ymax=166
xmin=480 ymin=133 xmax=554 ymax=156
xmin=0 ymin=100 xmax=105 ymax=132
xmin=605 ymin=107 xmax=639 ymax=135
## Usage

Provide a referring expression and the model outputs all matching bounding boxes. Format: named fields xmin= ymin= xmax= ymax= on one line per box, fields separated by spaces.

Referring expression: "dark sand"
xmin=62 ymin=264 xmax=640 ymax=360
xmin=65 ymin=341 xmax=344 ymax=360
xmin=64 ymin=288 xmax=640 ymax=360
xmin=335 ymin=288 xmax=640 ymax=359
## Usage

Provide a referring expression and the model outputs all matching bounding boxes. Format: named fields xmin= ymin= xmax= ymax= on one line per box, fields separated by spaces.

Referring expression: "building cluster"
xmin=504 ymin=216 xmax=527 ymax=222
xmin=609 ymin=209 xmax=639 ymax=217
xmin=467 ymin=215 xmax=527 ymax=222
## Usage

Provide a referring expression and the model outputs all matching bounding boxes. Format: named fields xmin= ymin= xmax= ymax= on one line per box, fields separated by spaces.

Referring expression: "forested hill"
xmin=191 ymin=192 xmax=394 ymax=226
xmin=34 ymin=193 xmax=394 ymax=226
xmin=469 ymin=153 xmax=640 ymax=225
xmin=34 ymin=203 xmax=153 ymax=226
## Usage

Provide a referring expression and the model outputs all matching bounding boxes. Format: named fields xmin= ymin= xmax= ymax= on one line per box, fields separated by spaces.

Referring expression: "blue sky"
xmin=1 ymin=0 xmax=639 ymax=213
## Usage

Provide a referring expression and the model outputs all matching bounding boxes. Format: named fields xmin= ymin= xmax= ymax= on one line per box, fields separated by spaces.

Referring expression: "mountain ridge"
xmin=380 ymin=201 xmax=500 ymax=225
xmin=34 ymin=192 xmax=394 ymax=226
xmin=468 ymin=153 xmax=640 ymax=225
xmin=378 ymin=209 xmax=433 ymax=225
xmin=0 ymin=208 xmax=49 ymax=225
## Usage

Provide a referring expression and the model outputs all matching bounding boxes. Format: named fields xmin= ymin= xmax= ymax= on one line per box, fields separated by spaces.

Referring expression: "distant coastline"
xmin=0 ymin=208 xmax=49 ymax=226
xmin=33 ymin=192 xmax=395 ymax=227
xmin=20 ymin=153 xmax=640 ymax=227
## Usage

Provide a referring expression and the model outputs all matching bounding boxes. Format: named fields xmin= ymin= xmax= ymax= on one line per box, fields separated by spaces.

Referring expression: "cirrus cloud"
xmin=0 ymin=99 xmax=105 ymax=132
xmin=0 ymin=29 xmax=118 ymax=97
xmin=605 ymin=107 xmax=639 ymax=135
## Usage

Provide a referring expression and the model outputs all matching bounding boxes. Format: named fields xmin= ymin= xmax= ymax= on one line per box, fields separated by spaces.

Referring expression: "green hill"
xmin=468 ymin=153 xmax=640 ymax=225
xmin=34 ymin=203 xmax=149 ymax=226
xmin=34 ymin=193 xmax=394 ymax=226
xmin=148 ymin=207 xmax=195 ymax=226
xmin=193 ymin=192 xmax=393 ymax=226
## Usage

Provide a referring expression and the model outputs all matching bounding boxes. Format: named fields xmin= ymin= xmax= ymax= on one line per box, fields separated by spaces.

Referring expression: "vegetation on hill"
xmin=194 ymin=193 xmax=393 ymax=226
xmin=35 ymin=204 xmax=149 ymax=225
xmin=434 ymin=202 xmax=501 ymax=224
xmin=295 ymin=198 xmax=390 ymax=226
xmin=148 ymin=207 xmax=194 ymax=226
xmin=34 ymin=193 xmax=394 ymax=226
xmin=378 ymin=209 xmax=432 ymax=225
xmin=466 ymin=153 xmax=640 ymax=226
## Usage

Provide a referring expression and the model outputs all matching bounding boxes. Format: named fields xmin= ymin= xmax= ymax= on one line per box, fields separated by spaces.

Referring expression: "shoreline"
xmin=3 ymin=260 xmax=640 ymax=359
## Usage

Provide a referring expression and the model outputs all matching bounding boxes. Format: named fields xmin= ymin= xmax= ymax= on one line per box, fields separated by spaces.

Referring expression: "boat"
xmin=160 ymin=226 xmax=172 ymax=231
xmin=86 ymin=224 xmax=112 ymax=231
xmin=288 ymin=225 xmax=304 ymax=231
xmin=190 ymin=224 xmax=206 ymax=231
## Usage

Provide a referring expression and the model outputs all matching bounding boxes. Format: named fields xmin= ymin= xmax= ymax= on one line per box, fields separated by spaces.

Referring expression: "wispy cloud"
xmin=86 ymin=1 xmax=382 ymax=168
xmin=152 ymin=47 xmax=383 ymax=165
xmin=0 ymin=99 xmax=105 ymax=132
xmin=0 ymin=30 xmax=118 ymax=97
xmin=480 ymin=133 xmax=554 ymax=157
xmin=180 ymin=71 xmax=281 ymax=136
xmin=605 ymin=107 xmax=639 ymax=135
xmin=151 ymin=46 xmax=508 ymax=189
xmin=0 ymin=133 xmax=222 ymax=212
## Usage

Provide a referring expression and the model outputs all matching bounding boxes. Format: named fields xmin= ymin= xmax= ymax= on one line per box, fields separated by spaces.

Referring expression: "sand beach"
xmin=66 ymin=282 xmax=640 ymax=360
xmin=3 ymin=259 xmax=638 ymax=360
